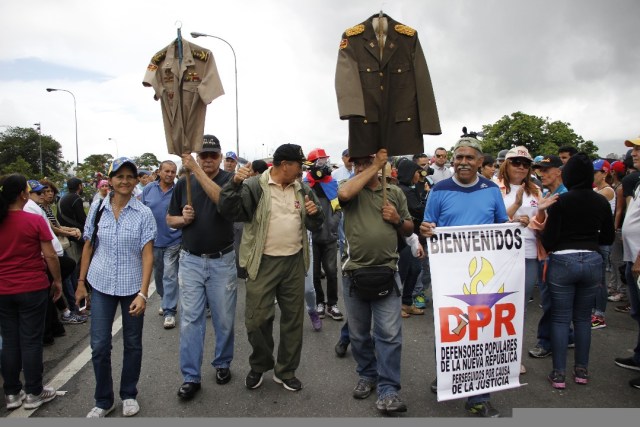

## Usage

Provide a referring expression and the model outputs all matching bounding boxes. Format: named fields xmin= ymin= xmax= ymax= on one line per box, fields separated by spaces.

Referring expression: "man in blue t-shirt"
xmin=141 ymin=160 xmax=181 ymax=329
xmin=421 ymin=137 xmax=508 ymax=418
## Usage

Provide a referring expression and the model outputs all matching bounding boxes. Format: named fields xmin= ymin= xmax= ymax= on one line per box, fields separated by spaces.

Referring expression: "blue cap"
xmin=27 ymin=180 xmax=46 ymax=192
xmin=225 ymin=151 xmax=238 ymax=161
xmin=108 ymin=157 xmax=138 ymax=177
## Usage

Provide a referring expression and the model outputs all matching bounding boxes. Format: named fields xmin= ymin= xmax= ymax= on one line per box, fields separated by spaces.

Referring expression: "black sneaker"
xmin=465 ymin=400 xmax=500 ymax=417
xmin=245 ymin=370 xmax=263 ymax=389
xmin=335 ymin=340 xmax=349 ymax=358
xmin=615 ymin=357 xmax=640 ymax=371
xmin=375 ymin=394 xmax=407 ymax=413
xmin=548 ymin=370 xmax=566 ymax=389
xmin=273 ymin=375 xmax=302 ymax=391
xmin=352 ymin=378 xmax=376 ymax=399
xmin=528 ymin=345 xmax=552 ymax=358
xmin=316 ymin=303 xmax=326 ymax=319
xmin=326 ymin=304 xmax=344 ymax=321
xmin=630 ymin=377 xmax=640 ymax=389
xmin=216 ymin=368 xmax=231 ymax=385
xmin=430 ymin=378 xmax=437 ymax=394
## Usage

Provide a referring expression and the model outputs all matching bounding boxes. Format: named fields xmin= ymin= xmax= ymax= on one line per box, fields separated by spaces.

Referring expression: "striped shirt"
xmin=83 ymin=194 xmax=157 ymax=296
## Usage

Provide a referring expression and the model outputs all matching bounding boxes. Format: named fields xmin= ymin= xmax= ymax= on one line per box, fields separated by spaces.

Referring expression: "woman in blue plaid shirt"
xmin=76 ymin=157 xmax=157 ymax=418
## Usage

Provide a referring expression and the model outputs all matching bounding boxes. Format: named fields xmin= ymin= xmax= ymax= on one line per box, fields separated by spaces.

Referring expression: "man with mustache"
xmin=420 ymin=137 xmax=509 ymax=417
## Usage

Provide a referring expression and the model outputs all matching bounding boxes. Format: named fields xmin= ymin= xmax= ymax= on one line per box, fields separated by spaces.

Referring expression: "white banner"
xmin=428 ymin=223 xmax=525 ymax=401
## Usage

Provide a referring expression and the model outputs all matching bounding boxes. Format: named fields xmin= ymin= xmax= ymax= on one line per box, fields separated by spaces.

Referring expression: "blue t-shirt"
xmin=141 ymin=181 xmax=182 ymax=248
xmin=423 ymin=176 xmax=508 ymax=226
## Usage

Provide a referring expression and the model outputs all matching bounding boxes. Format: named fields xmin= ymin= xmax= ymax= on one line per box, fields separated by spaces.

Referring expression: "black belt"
xmin=185 ymin=245 xmax=234 ymax=259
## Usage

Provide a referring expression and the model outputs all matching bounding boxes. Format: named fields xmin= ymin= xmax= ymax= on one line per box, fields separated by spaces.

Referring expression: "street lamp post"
xmin=46 ymin=88 xmax=79 ymax=166
xmin=190 ymin=32 xmax=239 ymax=156
xmin=34 ymin=122 xmax=43 ymax=176
xmin=108 ymin=137 xmax=119 ymax=158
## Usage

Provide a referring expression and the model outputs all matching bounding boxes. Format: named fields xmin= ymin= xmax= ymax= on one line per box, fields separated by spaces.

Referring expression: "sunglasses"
xmin=509 ymin=159 xmax=532 ymax=168
xmin=199 ymin=152 xmax=221 ymax=160
xmin=435 ymin=154 xmax=447 ymax=159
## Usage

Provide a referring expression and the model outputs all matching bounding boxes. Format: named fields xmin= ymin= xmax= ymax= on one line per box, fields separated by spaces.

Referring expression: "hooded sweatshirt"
xmin=541 ymin=153 xmax=614 ymax=252
xmin=396 ymin=158 xmax=426 ymax=236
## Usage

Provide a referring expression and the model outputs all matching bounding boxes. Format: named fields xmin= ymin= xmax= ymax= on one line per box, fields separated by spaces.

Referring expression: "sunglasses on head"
xmin=199 ymin=152 xmax=221 ymax=160
xmin=509 ymin=159 xmax=532 ymax=168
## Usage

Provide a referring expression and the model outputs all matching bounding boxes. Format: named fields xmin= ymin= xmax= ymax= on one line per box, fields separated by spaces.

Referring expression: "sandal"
xmin=401 ymin=308 xmax=411 ymax=318
xmin=402 ymin=304 xmax=424 ymax=316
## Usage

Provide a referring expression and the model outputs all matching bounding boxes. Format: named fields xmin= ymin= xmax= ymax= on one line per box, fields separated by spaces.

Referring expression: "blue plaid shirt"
xmin=84 ymin=193 xmax=157 ymax=296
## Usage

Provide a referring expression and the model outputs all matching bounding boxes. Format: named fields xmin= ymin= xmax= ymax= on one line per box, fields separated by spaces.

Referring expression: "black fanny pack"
xmin=349 ymin=266 xmax=399 ymax=301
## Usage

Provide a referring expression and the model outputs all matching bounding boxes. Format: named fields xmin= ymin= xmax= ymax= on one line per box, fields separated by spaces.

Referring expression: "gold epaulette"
xmin=192 ymin=49 xmax=209 ymax=62
xmin=151 ymin=49 xmax=167 ymax=65
xmin=394 ymin=24 xmax=416 ymax=37
xmin=345 ymin=24 xmax=365 ymax=37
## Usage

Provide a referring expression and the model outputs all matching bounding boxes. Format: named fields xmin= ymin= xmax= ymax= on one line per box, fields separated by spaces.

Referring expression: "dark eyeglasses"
xmin=199 ymin=152 xmax=221 ymax=160
xmin=33 ymin=191 xmax=42 ymax=196
xmin=435 ymin=154 xmax=447 ymax=159
xmin=508 ymin=159 xmax=532 ymax=168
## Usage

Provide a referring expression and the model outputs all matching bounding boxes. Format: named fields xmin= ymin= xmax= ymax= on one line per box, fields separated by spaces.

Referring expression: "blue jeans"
xmin=0 ymin=289 xmax=48 ymax=396
xmin=414 ymin=251 xmax=432 ymax=297
xmin=90 ymin=290 xmax=144 ymax=409
xmin=536 ymin=259 xmax=574 ymax=350
xmin=548 ymin=252 xmax=601 ymax=373
xmin=178 ymin=250 xmax=237 ymax=383
xmin=624 ymin=262 xmax=640 ymax=364
xmin=153 ymin=243 xmax=181 ymax=317
xmin=593 ymin=246 xmax=610 ymax=317
xmin=342 ymin=274 xmax=402 ymax=398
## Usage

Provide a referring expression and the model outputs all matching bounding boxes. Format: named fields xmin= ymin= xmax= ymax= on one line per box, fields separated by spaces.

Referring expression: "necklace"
xmin=111 ymin=199 xmax=127 ymax=217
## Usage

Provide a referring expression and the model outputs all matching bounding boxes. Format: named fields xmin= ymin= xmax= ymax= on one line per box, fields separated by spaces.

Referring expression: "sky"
xmin=1 ymin=0 xmax=638 ymax=167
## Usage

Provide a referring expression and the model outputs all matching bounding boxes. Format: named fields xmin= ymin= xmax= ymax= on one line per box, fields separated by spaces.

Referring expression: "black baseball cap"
xmin=201 ymin=135 xmax=222 ymax=153
xmin=273 ymin=144 xmax=306 ymax=163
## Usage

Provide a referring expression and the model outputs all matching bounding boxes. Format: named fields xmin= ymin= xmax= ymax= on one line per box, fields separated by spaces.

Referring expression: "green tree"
xmin=133 ymin=152 xmax=160 ymax=170
xmin=0 ymin=126 xmax=65 ymax=178
xmin=480 ymin=112 xmax=599 ymax=159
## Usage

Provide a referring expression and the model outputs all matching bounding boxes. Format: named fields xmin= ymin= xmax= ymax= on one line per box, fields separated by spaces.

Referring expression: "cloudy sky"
xmin=1 ymin=0 xmax=638 ymax=166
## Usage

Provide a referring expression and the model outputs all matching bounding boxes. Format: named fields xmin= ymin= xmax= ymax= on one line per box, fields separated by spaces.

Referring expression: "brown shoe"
xmin=615 ymin=303 xmax=631 ymax=313
xmin=402 ymin=304 xmax=424 ymax=316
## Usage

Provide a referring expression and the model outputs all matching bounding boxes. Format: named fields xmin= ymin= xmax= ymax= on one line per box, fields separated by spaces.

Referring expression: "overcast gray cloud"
xmin=0 ymin=0 xmax=638 ymax=165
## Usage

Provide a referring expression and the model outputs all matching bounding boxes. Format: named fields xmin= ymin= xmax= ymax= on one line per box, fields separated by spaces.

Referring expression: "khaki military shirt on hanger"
xmin=143 ymin=40 xmax=224 ymax=155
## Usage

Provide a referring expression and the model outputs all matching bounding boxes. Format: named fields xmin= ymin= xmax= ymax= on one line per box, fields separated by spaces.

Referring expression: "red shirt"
xmin=0 ymin=210 xmax=52 ymax=295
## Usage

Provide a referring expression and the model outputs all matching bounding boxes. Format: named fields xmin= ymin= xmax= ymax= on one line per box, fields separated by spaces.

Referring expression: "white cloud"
xmin=1 ymin=0 xmax=638 ymax=168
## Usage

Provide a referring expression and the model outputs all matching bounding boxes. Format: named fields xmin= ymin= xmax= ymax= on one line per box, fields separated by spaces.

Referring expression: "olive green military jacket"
xmin=218 ymin=169 xmax=324 ymax=280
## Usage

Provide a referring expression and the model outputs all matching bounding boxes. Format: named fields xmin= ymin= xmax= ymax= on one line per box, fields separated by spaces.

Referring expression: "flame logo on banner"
xmin=463 ymin=257 xmax=504 ymax=295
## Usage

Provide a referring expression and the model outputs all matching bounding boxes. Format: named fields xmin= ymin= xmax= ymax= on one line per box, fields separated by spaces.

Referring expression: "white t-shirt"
xmin=501 ymin=183 xmax=539 ymax=259
xmin=24 ymin=199 xmax=63 ymax=256
xmin=622 ymin=184 xmax=640 ymax=262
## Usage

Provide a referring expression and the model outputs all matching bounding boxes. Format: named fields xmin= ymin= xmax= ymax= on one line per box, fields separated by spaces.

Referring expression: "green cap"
xmin=453 ymin=137 xmax=483 ymax=154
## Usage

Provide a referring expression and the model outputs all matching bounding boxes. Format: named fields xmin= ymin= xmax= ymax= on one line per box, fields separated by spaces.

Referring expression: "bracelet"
xmin=77 ymin=279 xmax=85 ymax=282
xmin=137 ymin=292 xmax=148 ymax=302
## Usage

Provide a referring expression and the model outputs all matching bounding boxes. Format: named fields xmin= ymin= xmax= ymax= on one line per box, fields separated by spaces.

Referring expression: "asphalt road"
xmin=2 ymin=275 xmax=639 ymax=420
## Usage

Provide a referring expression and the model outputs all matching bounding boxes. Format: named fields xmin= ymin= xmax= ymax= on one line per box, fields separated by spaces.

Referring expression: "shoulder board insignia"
xmin=151 ymin=50 xmax=167 ymax=65
xmin=394 ymin=24 xmax=416 ymax=37
xmin=192 ymin=49 xmax=209 ymax=62
xmin=339 ymin=38 xmax=348 ymax=50
xmin=345 ymin=24 xmax=365 ymax=37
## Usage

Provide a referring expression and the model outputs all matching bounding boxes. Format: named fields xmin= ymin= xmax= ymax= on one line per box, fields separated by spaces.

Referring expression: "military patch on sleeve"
xmin=192 ymin=49 xmax=209 ymax=62
xmin=345 ymin=24 xmax=365 ymax=37
xmin=147 ymin=64 xmax=158 ymax=72
xmin=339 ymin=38 xmax=348 ymax=50
xmin=394 ymin=24 xmax=416 ymax=37
xmin=151 ymin=50 xmax=167 ymax=65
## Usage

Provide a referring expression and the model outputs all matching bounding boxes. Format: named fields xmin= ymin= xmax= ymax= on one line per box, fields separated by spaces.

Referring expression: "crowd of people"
xmin=1 ymin=133 xmax=640 ymax=418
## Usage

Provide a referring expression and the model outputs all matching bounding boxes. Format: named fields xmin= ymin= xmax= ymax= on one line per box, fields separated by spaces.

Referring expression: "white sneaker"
xmin=122 ymin=398 xmax=140 ymax=417
xmin=158 ymin=306 xmax=164 ymax=315
xmin=86 ymin=403 xmax=116 ymax=418
xmin=163 ymin=315 xmax=176 ymax=329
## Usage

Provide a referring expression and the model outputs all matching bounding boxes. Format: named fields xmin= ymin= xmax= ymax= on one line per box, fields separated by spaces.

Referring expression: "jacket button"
xmin=364 ymin=119 xmax=368 ymax=124
xmin=380 ymin=85 xmax=384 ymax=91
xmin=397 ymin=68 xmax=402 ymax=72
xmin=379 ymin=72 xmax=383 ymax=77
xmin=366 ymin=68 xmax=371 ymax=72
xmin=407 ymin=117 xmax=412 ymax=121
